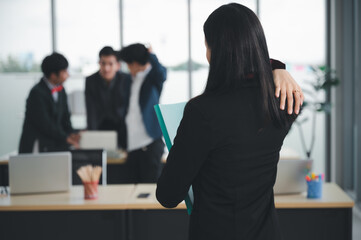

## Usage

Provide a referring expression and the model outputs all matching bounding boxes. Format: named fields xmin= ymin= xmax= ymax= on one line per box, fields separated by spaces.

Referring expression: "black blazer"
xmin=156 ymin=80 xmax=294 ymax=240
xmin=19 ymin=78 xmax=74 ymax=153
xmin=85 ymin=71 xmax=129 ymax=148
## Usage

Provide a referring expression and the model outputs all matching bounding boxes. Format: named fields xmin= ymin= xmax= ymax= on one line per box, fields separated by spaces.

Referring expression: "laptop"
xmin=9 ymin=152 xmax=71 ymax=195
xmin=274 ymin=159 xmax=313 ymax=195
xmin=80 ymin=131 xmax=117 ymax=151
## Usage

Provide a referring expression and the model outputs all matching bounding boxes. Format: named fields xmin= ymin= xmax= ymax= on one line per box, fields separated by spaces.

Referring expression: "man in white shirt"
xmin=118 ymin=43 xmax=167 ymax=183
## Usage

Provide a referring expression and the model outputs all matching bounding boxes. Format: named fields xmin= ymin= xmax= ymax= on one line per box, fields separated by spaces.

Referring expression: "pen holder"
xmin=307 ymin=180 xmax=323 ymax=199
xmin=83 ymin=181 xmax=99 ymax=200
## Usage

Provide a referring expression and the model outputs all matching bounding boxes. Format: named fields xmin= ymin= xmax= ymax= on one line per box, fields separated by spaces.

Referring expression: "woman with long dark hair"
xmin=157 ymin=3 xmax=299 ymax=240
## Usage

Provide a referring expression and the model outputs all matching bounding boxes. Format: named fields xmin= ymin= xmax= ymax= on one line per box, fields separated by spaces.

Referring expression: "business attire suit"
xmin=19 ymin=78 xmax=74 ymax=153
xmin=122 ymin=53 xmax=166 ymax=140
xmin=122 ymin=53 xmax=167 ymax=183
xmin=156 ymin=78 xmax=294 ymax=240
xmin=85 ymin=71 xmax=129 ymax=149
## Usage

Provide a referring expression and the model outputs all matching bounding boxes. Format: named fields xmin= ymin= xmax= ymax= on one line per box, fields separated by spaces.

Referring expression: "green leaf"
xmin=319 ymin=65 xmax=327 ymax=72
xmin=320 ymin=78 xmax=340 ymax=89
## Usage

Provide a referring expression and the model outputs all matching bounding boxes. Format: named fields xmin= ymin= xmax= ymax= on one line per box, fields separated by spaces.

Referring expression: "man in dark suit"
xmin=85 ymin=46 xmax=129 ymax=149
xmin=19 ymin=53 xmax=80 ymax=153
xmin=118 ymin=43 xmax=167 ymax=183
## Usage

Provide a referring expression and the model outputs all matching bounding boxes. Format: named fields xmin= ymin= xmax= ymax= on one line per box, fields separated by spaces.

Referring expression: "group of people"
xmin=19 ymin=43 xmax=167 ymax=183
xmin=18 ymin=3 xmax=305 ymax=239
xmin=18 ymin=39 xmax=302 ymax=186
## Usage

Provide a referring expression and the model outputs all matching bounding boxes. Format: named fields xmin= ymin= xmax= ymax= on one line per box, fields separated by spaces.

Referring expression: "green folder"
xmin=154 ymin=102 xmax=193 ymax=215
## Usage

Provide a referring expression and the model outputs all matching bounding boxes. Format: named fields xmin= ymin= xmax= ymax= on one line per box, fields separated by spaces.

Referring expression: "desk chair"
xmin=70 ymin=149 xmax=107 ymax=185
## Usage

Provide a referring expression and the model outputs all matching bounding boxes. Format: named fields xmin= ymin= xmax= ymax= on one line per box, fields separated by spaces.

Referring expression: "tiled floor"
xmin=354 ymin=206 xmax=361 ymax=240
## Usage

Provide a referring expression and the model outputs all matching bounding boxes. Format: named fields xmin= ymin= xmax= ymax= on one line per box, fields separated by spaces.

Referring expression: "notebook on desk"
xmin=274 ymin=159 xmax=313 ymax=195
xmin=9 ymin=152 xmax=71 ymax=195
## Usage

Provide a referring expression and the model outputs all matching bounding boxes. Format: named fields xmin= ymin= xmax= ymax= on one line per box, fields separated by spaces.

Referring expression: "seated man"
xmin=85 ymin=46 xmax=129 ymax=149
xmin=19 ymin=53 xmax=80 ymax=153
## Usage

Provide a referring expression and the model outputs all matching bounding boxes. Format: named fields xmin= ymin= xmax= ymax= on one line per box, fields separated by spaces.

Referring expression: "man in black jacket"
xmin=19 ymin=53 xmax=80 ymax=153
xmin=85 ymin=46 xmax=129 ymax=149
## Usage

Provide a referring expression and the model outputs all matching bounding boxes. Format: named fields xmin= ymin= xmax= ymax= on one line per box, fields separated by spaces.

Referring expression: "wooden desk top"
xmin=0 ymin=183 xmax=353 ymax=211
xmin=0 ymin=184 xmax=134 ymax=211
xmin=127 ymin=184 xmax=186 ymax=210
xmin=0 ymin=158 xmax=127 ymax=165
xmin=125 ymin=183 xmax=354 ymax=209
xmin=274 ymin=183 xmax=354 ymax=208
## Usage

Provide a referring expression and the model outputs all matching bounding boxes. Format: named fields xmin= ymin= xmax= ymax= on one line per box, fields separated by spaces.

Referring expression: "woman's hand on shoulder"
xmin=273 ymin=69 xmax=304 ymax=115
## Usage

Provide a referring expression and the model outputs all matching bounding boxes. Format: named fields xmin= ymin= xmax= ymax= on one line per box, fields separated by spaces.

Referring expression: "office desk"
xmin=0 ymin=183 xmax=354 ymax=240
xmin=0 ymin=185 xmax=134 ymax=240
xmin=123 ymin=183 xmax=355 ymax=240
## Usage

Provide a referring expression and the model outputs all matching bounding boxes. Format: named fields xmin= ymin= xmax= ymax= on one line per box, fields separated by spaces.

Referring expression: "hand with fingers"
xmin=146 ymin=43 xmax=153 ymax=53
xmin=272 ymin=69 xmax=304 ymax=115
xmin=67 ymin=133 xmax=81 ymax=149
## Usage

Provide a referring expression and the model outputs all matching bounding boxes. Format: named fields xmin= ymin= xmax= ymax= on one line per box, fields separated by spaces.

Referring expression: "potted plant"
xmin=295 ymin=65 xmax=339 ymax=159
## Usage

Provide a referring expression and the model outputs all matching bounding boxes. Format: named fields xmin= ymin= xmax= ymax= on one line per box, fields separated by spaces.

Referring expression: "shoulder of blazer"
xmin=122 ymin=73 xmax=132 ymax=88
xmin=85 ymin=71 xmax=101 ymax=87
xmin=114 ymin=71 xmax=130 ymax=86
xmin=25 ymin=79 xmax=54 ymax=113
xmin=31 ymin=78 xmax=52 ymax=98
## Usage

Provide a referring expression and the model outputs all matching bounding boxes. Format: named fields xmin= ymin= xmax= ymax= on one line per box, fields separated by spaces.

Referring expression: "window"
xmin=123 ymin=0 xmax=188 ymax=104
xmin=0 ymin=0 xmax=51 ymax=72
xmin=190 ymin=0 xmax=257 ymax=97
xmin=56 ymin=0 xmax=120 ymax=75
xmin=0 ymin=0 xmax=51 ymax=156
xmin=260 ymin=0 xmax=326 ymax=173
xmin=0 ymin=0 xmax=328 ymax=167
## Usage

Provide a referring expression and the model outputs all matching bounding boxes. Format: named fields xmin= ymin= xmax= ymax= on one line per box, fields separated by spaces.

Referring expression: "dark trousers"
xmin=124 ymin=138 xmax=164 ymax=183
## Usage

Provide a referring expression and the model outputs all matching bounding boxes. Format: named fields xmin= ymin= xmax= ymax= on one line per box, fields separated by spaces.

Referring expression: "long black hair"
xmin=203 ymin=3 xmax=295 ymax=128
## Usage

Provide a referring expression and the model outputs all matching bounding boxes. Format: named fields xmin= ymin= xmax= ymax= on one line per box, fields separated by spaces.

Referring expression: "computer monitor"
xmin=9 ymin=152 xmax=71 ymax=195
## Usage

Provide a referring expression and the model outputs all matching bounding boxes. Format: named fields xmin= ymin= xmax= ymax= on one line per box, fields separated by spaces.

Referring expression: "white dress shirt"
xmin=126 ymin=65 xmax=153 ymax=151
